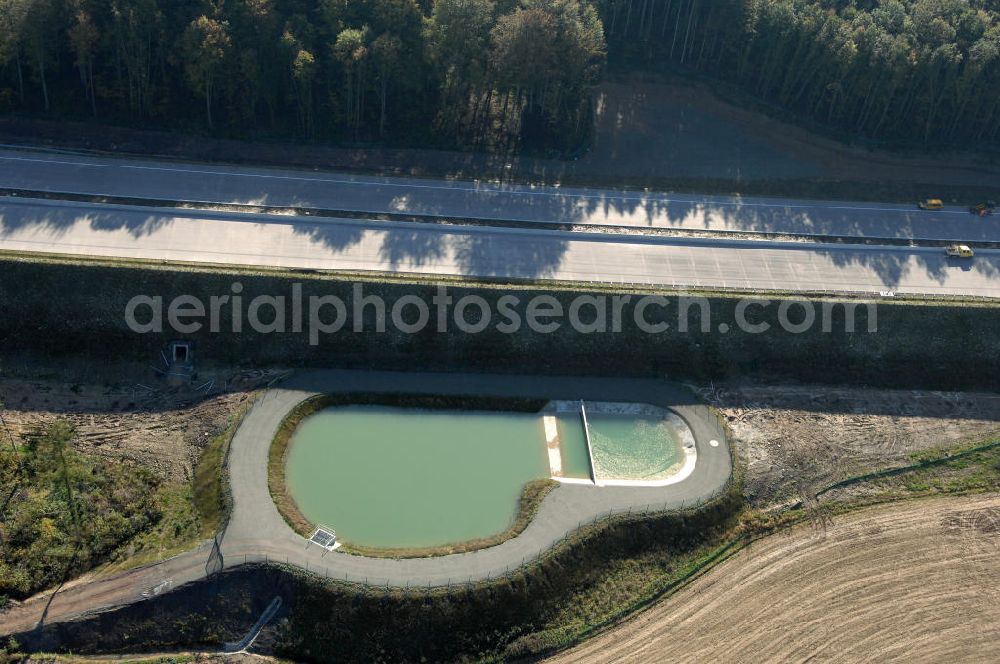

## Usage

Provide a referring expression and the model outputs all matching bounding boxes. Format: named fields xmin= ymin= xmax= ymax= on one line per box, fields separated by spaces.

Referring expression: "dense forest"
xmin=1 ymin=0 xmax=999 ymax=152
xmin=0 ymin=0 xmax=606 ymax=152
xmin=604 ymin=0 xmax=1000 ymax=147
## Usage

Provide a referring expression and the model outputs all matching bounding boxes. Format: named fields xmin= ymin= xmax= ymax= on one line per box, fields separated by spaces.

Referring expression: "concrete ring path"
xmin=219 ymin=369 xmax=732 ymax=587
xmin=0 ymin=369 xmax=731 ymax=636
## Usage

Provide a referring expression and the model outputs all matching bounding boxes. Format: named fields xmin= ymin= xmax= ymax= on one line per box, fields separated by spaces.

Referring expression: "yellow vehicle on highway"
xmin=946 ymin=244 xmax=974 ymax=258
xmin=919 ymin=198 xmax=944 ymax=210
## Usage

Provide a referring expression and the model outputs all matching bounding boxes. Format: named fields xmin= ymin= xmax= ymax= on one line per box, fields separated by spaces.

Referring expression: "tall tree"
xmin=283 ymin=26 xmax=317 ymax=136
xmin=110 ymin=0 xmax=163 ymax=117
xmin=333 ymin=26 xmax=369 ymax=137
xmin=229 ymin=0 xmax=283 ymax=126
xmin=371 ymin=31 xmax=400 ymax=137
xmin=0 ymin=0 xmax=30 ymax=103
xmin=179 ymin=15 xmax=231 ymax=129
xmin=21 ymin=0 xmax=58 ymax=111
xmin=491 ymin=0 xmax=605 ymax=147
xmin=67 ymin=2 xmax=99 ymax=117
xmin=425 ymin=0 xmax=495 ymax=130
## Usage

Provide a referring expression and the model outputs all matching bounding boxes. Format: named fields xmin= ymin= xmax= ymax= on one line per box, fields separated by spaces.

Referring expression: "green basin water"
xmin=587 ymin=414 xmax=682 ymax=481
xmin=555 ymin=414 xmax=593 ymax=479
xmin=285 ymin=405 xmax=549 ymax=548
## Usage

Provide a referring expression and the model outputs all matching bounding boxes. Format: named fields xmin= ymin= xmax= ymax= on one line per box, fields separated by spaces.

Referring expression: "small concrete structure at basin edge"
xmin=543 ymin=400 xmax=696 ymax=488
xmin=218 ymin=369 xmax=732 ymax=587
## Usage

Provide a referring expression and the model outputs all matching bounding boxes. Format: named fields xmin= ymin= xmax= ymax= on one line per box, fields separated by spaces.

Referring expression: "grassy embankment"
xmin=1 ymin=255 xmax=998 ymax=392
xmin=97 ymin=396 xmax=252 ymax=573
xmin=267 ymin=392 xmax=557 ymax=557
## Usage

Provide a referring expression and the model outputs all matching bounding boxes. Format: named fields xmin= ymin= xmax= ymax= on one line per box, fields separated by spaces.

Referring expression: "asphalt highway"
xmin=2 ymin=147 xmax=998 ymax=242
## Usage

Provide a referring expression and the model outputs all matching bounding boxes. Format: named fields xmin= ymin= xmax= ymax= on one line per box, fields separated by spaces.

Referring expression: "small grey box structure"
xmin=309 ymin=526 xmax=338 ymax=550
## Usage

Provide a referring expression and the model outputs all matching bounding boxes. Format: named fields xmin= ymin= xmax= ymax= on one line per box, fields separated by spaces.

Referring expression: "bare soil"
xmin=694 ymin=382 xmax=1000 ymax=508
xmin=0 ymin=367 xmax=287 ymax=482
xmin=549 ymin=493 xmax=1000 ymax=664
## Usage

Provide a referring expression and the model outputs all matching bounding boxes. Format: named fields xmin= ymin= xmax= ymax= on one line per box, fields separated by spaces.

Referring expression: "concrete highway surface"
xmin=1 ymin=197 xmax=998 ymax=297
xmin=2 ymin=147 xmax=999 ymax=241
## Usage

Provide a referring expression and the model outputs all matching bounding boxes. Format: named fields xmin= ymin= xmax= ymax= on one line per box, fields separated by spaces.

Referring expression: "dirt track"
xmin=549 ymin=493 xmax=1000 ymax=663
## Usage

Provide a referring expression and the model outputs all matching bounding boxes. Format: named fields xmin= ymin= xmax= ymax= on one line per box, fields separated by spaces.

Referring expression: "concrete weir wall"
xmin=1 ymin=258 xmax=998 ymax=390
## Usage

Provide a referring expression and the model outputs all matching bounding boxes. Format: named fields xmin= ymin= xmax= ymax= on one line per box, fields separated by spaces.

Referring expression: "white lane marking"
xmin=0 ymin=154 xmax=970 ymax=216
xmin=0 ymin=155 xmax=108 ymax=167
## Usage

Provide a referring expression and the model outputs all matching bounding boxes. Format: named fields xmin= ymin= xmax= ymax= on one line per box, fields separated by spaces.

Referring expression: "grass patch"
xmin=98 ymin=483 xmax=203 ymax=574
xmin=2 ymin=254 xmax=999 ymax=394
xmin=267 ymin=392 xmax=554 ymax=556
xmin=192 ymin=396 xmax=255 ymax=537
xmin=97 ymin=396 xmax=255 ymax=576
xmin=812 ymin=438 xmax=1000 ymax=504
xmin=873 ymin=443 xmax=1000 ymax=498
